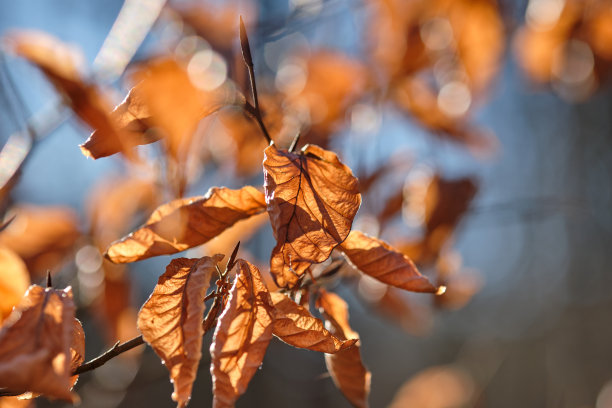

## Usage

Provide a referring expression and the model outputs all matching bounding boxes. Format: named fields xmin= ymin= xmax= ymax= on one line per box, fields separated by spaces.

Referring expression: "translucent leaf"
xmin=106 ymin=186 xmax=266 ymax=263
xmin=339 ymin=230 xmax=439 ymax=293
xmin=210 ymin=260 xmax=274 ymax=408
xmin=138 ymin=255 xmax=223 ymax=407
xmin=263 ymin=144 xmax=361 ymax=288
xmin=270 ymin=292 xmax=356 ymax=353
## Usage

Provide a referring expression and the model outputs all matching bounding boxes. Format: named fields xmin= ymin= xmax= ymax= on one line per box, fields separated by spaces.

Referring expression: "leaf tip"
xmin=435 ymin=285 xmax=447 ymax=296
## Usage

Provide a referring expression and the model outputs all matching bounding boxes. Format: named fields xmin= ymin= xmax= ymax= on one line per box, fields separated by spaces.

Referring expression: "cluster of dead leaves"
xmin=0 ymin=6 xmax=488 ymax=407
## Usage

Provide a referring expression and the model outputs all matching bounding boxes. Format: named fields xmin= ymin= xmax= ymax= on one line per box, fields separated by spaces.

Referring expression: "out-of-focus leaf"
xmin=317 ymin=290 xmax=370 ymax=408
xmin=86 ymin=87 xmax=159 ymax=155
xmin=138 ymin=255 xmax=223 ymax=408
xmin=263 ymin=144 xmax=361 ymax=288
xmin=393 ymin=77 xmax=497 ymax=154
xmin=280 ymin=51 xmax=368 ymax=147
xmin=86 ymin=175 xmax=158 ymax=340
xmin=128 ymin=58 xmax=237 ymax=160
xmin=402 ymin=174 xmax=477 ymax=265
xmin=210 ymin=260 xmax=274 ymax=408
xmin=389 ymin=365 xmax=475 ymax=408
xmin=0 ymin=247 xmax=30 ymax=323
xmin=340 ymin=230 xmax=439 ymax=293
xmin=3 ymin=30 xmax=146 ymax=159
xmin=171 ymin=3 xmax=256 ymax=54
xmin=106 ymin=186 xmax=266 ymax=263
xmin=0 ymin=285 xmax=76 ymax=401
xmin=357 ymin=281 xmax=433 ymax=336
xmin=0 ymin=205 xmax=80 ymax=278
xmin=270 ymin=292 xmax=356 ymax=353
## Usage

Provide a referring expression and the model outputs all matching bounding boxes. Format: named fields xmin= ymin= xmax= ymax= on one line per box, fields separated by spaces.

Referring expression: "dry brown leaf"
xmin=270 ymin=292 xmax=356 ymax=353
xmin=317 ymin=290 xmax=370 ymax=408
xmin=69 ymin=318 xmax=85 ymax=389
xmin=105 ymin=186 xmax=266 ymax=263
xmin=263 ymin=144 xmax=361 ymax=288
xmin=85 ymin=86 xmax=160 ymax=157
xmin=3 ymin=30 xmax=146 ymax=160
xmin=0 ymin=285 xmax=76 ymax=401
xmin=0 ymin=205 xmax=80 ymax=279
xmin=138 ymin=255 xmax=223 ymax=407
xmin=340 ymin=230 xmax=439 ymax=293
xmin=210 ymin=259 xmax=274 ymax=408
xmin=0 ymin=247 xmax=30 ymax=323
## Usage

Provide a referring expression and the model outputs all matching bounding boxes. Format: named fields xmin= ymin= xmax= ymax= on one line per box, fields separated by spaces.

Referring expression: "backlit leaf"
xmin=263 ymin=144 xmax=361 ymax=288
xmin=105 ymin=186 xmax=266 ymax=263
xmin=0 ymin=285 xmax=76 ymax=401
xmin=317 ymin=290 xmax=370 ymax=408
xmin=270 ymin=292 xmax=356 ymax=353
xmin=138 ymin=255 xmax=223 ymax=407
xmin=339 ymin=230 xmax=438 ymax=293
xmin=210 ymin=260 xmax=274 ymax=408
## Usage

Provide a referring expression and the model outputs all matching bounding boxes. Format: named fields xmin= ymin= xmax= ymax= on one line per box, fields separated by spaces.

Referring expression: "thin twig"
xmin=239 ymin=16 xmax=272 ymax=145
xmin=72 ymin=335 xmax=145 ymax=376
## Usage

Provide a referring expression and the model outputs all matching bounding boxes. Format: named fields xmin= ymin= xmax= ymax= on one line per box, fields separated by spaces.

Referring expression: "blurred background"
xmin=1 ymin=0 xmax=612 ymax=407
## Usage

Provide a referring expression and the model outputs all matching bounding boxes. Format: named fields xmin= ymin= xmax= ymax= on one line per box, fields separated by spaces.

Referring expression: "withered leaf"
xmin=263 ymin=144 xmax=361 ymax=288
xmin=84 ymin=87 xmax=159 ymax=158
xmin=317 ymin=290 xmax=370 ymax=408
xmin=210 ymin=259 xmax=274 ymax=408
xmin=3 ymin=31 xmax=142 ymax=160
xmin=270 ymin=292 xmax=356 ymax=353
xmin=339 ymin=230 xmax=439 ymax=293
xmin=0 ymin=247 xmax=30 ymax=323
xmin=106 ymin=186 xmax=266 ymax=263
xmin=0 ymin=285 xmax=76 ymax=401
xmin=138 ymin=255 xmax=223 ymax=407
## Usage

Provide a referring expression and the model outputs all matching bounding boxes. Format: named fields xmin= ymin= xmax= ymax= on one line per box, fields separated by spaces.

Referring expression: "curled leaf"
xmin=270 ymin=292 xmax=356 ymax=353
xmin=138 ymin=255 xmax=223 ymax=407
xmin=210 ymin=260 xmax=274 ymax=408
xmin=0 ymin=285 xmax=76 ymax=401
xmin=340 ymin=230 xmax=438 ymax=293
xmin=263 ymin=144 xmax=361 ymax=288
xmin=105 ymin=186 xmax=266 ymax=263
xmin=317 ymin=290 xmax=370 ymax=408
